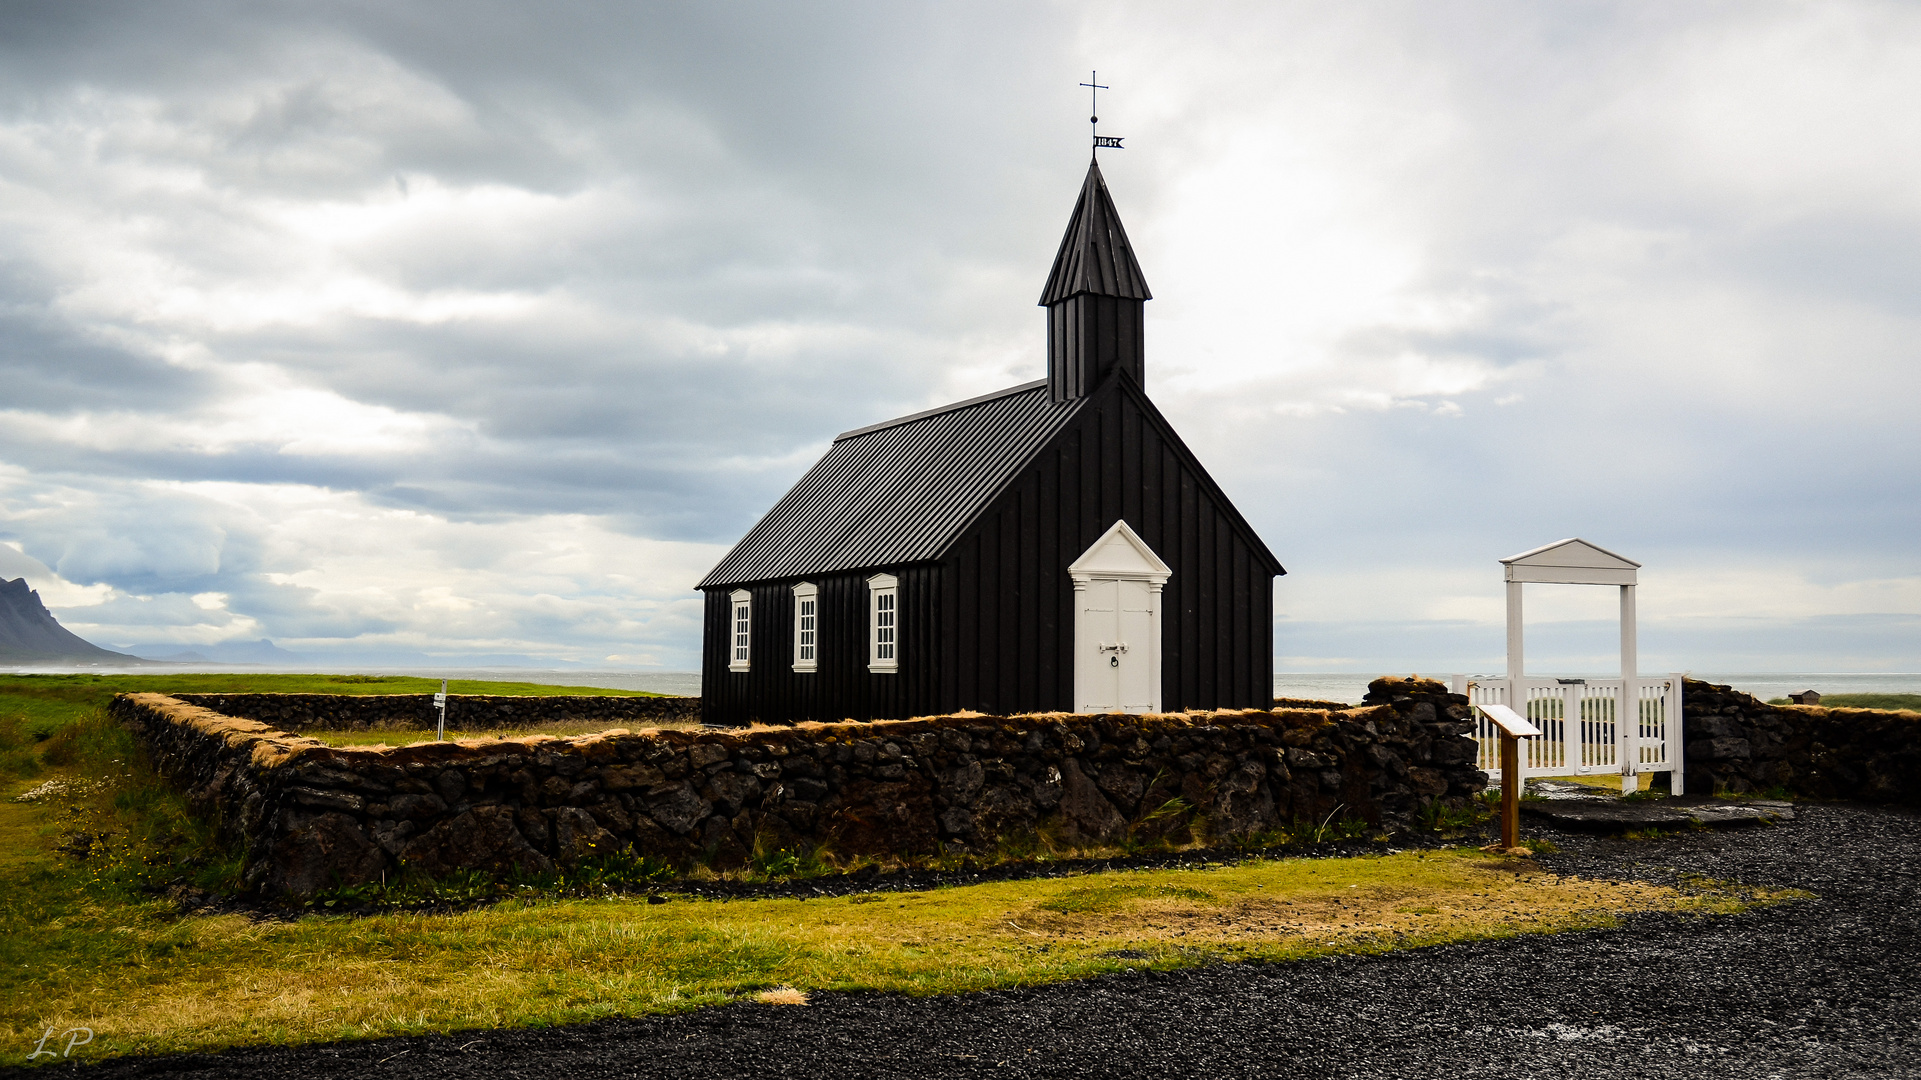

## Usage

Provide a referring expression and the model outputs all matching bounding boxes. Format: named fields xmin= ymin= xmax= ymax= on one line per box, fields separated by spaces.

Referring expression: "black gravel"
xmin=21 ymin=802 xmax=1921 ymax=1079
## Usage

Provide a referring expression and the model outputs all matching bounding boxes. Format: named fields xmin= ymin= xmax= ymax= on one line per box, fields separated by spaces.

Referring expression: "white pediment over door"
xmin=1069 ymin=519 xmax=1173 ymax=585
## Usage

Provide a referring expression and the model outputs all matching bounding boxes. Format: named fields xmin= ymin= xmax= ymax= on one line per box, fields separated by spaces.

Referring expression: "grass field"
xmin=0 ymin=761 xmax=1796 ymax=1062
xmin=308 ymin=722 xmax=706 ymax=747
xmin=0 ymin=673 xmax=671 ymax=779
xmin=1534 ymin=773 xmax=1653 ymax=793
xmin=0 ymin=673 xmax=1809 ymax=1064
xmin=1767 ymin=692 xmax=1921 ymax=712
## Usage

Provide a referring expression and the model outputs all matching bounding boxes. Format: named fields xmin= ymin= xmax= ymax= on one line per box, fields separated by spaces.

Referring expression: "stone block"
xmin=288 ymin=786 xmax=364 ymax=813
xmin=266 ymin=811 xmax=387 ymax=894
xmin=550 ymin=807 xmax=617 ymax=865
xmin=402 ymin=806 xmax=552 ymax=878
xmin=1405 ymin=766 xmax=1449 ymax=798
xmin=1687 ymin=737 xmax=1753 ymax=761
xmin=647 ymin=782 xmax=713 ymax=835
xmin=1056 ymin=759 xmax=1126 ymax=844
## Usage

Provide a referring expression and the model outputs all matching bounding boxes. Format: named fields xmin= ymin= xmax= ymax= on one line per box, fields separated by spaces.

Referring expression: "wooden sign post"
xmin=1475 ymin=703 xmax=1542 ymax=851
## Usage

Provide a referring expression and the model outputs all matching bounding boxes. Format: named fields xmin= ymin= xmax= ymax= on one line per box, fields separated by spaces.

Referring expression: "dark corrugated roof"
xmin=1039 ymin=160 xmax=1152 ymax=305
xmin=698 ymin=381 xmax=1084 ymax=589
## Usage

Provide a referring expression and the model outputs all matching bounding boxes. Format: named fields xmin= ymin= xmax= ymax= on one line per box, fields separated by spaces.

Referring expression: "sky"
xmin=0 ymin=0 xmax=1917 ymax=674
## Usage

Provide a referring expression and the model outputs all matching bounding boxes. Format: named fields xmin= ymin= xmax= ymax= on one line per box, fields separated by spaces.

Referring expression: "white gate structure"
xmin=1450 ymin=539 xmax=1684 ymax=794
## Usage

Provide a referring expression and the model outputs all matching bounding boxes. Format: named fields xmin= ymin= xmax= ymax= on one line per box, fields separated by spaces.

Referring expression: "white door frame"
xmin=1069 ymin=520 xmax=1172 ymax=713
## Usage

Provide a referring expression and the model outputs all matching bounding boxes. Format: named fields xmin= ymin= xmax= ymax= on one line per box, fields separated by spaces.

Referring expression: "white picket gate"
xmin=1450 ymin=675 xmax=1685 ymax=794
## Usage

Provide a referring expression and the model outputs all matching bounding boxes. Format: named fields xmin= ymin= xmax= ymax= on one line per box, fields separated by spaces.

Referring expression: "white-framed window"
xmin=867 ymin=573 xmax=898 ymax=673
xmin=729 ymin=589 xmax=752 ymax=672
xmin=791 ymin=582 xmax=818 ymax=672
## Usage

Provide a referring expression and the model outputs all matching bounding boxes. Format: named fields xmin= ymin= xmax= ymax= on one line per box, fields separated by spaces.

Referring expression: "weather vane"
xmin=1081 ymin=71 xmax=1124 ymax=154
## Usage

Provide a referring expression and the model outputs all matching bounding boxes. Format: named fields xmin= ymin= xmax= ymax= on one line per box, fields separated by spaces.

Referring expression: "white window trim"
xmin=791 ymin=582 xmax=818 ymax=673
xmin=728 ymin=589 xmax=752 ymax=672
xmin=867 ymin=573 xmax=899 ymax=674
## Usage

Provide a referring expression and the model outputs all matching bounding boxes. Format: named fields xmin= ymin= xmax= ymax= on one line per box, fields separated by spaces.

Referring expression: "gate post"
xmin=1618 ymin=583 xmax=1638 ymax=793
xmin=1505 ymin=579 xmax=1525 ymax=685
xmin=1669 ymin=673 xmax=1686 ymax=796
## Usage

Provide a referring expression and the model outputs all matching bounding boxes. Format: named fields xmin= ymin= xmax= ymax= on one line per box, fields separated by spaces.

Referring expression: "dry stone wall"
xmin=173 ymin=692 xmax=701 ymax=731
xmin=111 ymin=676 xmax=1484 ymax=897
xmin=1683 ymin=679 xmax=1921 ymax=803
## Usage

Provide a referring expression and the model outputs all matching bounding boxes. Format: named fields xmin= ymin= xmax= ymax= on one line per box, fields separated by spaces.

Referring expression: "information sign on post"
xmin=434 ymin=679 xmax=448 ymax=741
xmin=1474 ymin=703 xmax=1541 ymax=851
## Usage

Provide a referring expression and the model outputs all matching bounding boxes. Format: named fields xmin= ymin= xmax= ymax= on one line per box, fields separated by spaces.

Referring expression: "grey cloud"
xmin=0 ymin=310 xmax=211 ymax=413
xmin=7 ymin=487 xmax=247 ymax=593
xmin=0 ymin=268 xmax=217 ymax=413
xmin=2 ymin=1 xmax=1916 ymax=670
xmin=1717 ymin=218 xmax=1921 ymax=319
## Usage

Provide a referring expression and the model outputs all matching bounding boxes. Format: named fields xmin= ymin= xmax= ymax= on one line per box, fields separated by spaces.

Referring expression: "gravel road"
xmin=22 ymin=802 xmax=1920 ymax=1079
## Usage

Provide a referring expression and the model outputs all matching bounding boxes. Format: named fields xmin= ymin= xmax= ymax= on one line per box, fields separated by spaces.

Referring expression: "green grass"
xmin=1034 ymin=880 xmax=1220 ymax=913
xmin=0 ymin=671 xmax=682 ymax=806
xmin=1766 ymin=692 xmax=1921 ymax=712
xmin=1524 ymin=772 xmax=1653 ymax=794
xmin=0 ymin=673 xmax=671 ymax=747
xmin=2 ymin=751 xmax=1795 ymax=1063
xmin=0 ymin=673 xmax=1810 ymax=1064
xmin=310 ymin=722 xmax=704 ymax=747
xmin=0 ymin=672 xmax=664 ymax=716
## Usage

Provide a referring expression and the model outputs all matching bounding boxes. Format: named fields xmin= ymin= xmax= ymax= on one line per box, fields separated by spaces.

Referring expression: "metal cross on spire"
xmin=1081 ymin=71 xmax=1124 ymax=156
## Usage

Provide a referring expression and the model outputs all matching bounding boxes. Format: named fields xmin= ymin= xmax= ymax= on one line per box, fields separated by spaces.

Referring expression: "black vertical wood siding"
xmin=1047 ymin=294 xmax=1145 ymax=403
xmin=701 ymin=372 xmax=1278 ymax=724
xmin=937 ymin=372 xmax=1277 ymax=714
xmin=701 ymin=565 xmax=943 ymax=726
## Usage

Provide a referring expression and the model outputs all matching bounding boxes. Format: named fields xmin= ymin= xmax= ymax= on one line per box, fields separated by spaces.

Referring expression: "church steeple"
xmin=1040 ymin=159 xmax=1152 ymax=402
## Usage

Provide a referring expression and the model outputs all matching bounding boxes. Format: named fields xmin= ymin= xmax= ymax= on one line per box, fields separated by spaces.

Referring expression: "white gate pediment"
xmin=1502 ymin=537 xmax=1639 ymax=586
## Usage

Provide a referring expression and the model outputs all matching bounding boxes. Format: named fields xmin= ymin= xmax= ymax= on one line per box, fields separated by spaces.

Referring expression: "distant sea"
xmin=5 ymin=663 xmax=1915 ymax=707
xmin=0 ymin=662 xmax=705 ymax=698
xmin=1274 ymin=672 xmax=1921 ymax=705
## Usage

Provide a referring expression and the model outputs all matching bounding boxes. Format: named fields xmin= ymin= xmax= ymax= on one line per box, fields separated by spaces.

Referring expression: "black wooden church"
xmin=697 ymin=158 xmax=1283 ymax=724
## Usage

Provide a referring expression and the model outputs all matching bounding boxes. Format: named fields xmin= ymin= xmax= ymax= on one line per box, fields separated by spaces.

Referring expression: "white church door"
xmin=1069 ymin=520 xmax=1172 ymax=714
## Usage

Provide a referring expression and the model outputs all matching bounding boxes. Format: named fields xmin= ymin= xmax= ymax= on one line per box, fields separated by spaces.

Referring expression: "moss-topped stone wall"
xmin=1683 ymin=679 xmax=1920 ymax=802
xmin=110 ymin=677 xmax=1484 ymax=897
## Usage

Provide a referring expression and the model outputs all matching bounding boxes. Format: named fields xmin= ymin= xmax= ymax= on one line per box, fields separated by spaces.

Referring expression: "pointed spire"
xmin=1039 ymin=160 xmax=1152 ymax=306
xmin=1040 ymin=160 xmax=1151 ymax=402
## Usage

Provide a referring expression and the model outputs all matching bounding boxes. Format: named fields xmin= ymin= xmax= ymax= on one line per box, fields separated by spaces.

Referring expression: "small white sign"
xmin=1475 ymin=702 xmax=1542 ymax=739
xmin=433 ymin=693 xmax=447 ymax=707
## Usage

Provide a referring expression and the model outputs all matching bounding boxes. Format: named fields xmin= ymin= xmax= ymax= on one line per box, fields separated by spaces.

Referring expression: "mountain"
xmin=0 ymin=578 xmax=142 ymax=664
xmin=124 ymin=638 xmax=305 ymax=665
